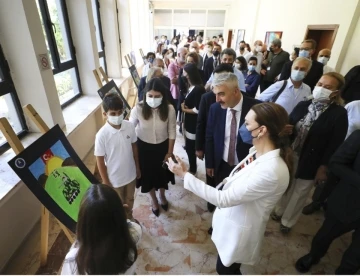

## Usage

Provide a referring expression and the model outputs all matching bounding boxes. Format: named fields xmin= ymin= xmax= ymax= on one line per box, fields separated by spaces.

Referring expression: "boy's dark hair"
xmin=146 ymin=52 xmax=155 ymax=59
xmin=213 ymin=63 xmax=234 ymax=74
xmin=102 ymin=92 xmax=123 ymax=113
xmin=248 ymin=56 xmax=258 ymax=64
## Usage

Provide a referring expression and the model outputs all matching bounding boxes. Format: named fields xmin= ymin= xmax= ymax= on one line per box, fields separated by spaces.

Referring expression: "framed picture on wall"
xmin=265 ymin=31 xmax=283 ymax=46
xmin=234 ymin=29 xmax=246 ymax=51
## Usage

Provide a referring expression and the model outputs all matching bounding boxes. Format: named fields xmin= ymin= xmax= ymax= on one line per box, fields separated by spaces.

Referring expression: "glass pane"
xmin=174 ymin=10 xmax=189 ymax=27
xmin=154 ymin=29 xmax=173 ymax=40
xmin=36 ymin=0 xmax=55 ymax=69
xmin=154 ymin=9 xmax=172 ymax=26
xmin=99 ymin=56 xmax=105 ymax=72
xmin=206 ymin=30 xmax=224 ymax=39
xmin=207 ymin=10 xmax=225 ymax=27
xmin=54 ymin=68 xmax=80 ymax=104
xmin=91 ymin=0 xmax=103 ymax=51
xmin=47 ymin=0 xmax=72 ymax=63
xmin=0 ymin=94 xmax=22 ymax=146
xmin=190 ymin=10 xmax=206 ymax=27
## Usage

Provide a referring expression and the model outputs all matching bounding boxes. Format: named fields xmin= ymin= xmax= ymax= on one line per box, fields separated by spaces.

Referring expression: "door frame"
xmin=303 ymin=24 xmax=339 ymax=50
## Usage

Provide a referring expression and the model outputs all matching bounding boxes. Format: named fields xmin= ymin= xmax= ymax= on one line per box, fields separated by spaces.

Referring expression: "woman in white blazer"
xmin=168 ymin=102 xmax=293 ymax=274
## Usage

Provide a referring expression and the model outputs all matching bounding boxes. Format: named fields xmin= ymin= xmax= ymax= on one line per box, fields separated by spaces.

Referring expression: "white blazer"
xmin=184 ymin=148 xmax=290 ymax=266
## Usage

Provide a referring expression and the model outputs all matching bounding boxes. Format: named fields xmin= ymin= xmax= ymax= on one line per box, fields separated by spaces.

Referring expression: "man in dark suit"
xmin=296 ymin=130 xmax=360 ymax=274
xmin=203 ymin=42 xmax=222 ymax=83
xmin=196 ymin=64 xmax=234 ymax=212
xmin=205 ymin=72 xmax=261 ymax=185
xmin=342 ymin=65 xmax=360 ymax=103
xmin=279 ymin=39 xmax=324 ymax=91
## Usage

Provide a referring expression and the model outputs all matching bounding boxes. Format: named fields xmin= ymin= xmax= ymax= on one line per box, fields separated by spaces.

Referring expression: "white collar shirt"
xmin=94 ymin=121 xmax=137 ymax=187
xmin=258 ymin=79 xmax=311 ymax=114
xmin=345 ymin=100 xmax=360 ymax=139
xmin=223 ymin=96 xmax=244 ymax=164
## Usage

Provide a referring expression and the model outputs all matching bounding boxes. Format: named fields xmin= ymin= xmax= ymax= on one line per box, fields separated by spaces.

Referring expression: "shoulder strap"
xmin=271 ymin=80 xmax=287 ymax=102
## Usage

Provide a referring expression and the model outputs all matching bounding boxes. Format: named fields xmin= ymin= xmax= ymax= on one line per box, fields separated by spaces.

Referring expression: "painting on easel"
xmin=8 ymin=125 xmax=98 ymax=232
xmin=129 ymin=65 xmax=141 ymax=89
xmin=97 ymin=79 xmax=131 ymax=118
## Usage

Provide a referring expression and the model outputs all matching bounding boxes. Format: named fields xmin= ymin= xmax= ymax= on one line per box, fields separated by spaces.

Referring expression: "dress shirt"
xmin=206 ymin=66 xmax=246 ymax=92
xmin=141 ymin=63 xmax=151 ymax=78
xmin=167 ymin=61 xmax=181 ymax=99
xmin=245 ymin=71 xmax=261 ymax=98
xmin=259 ymin=79 xmax=311 ymax=114
xmin=323 ymin=64 xmax=335 ymax=74
xmin=129 ymin=104 xmax=176 ymax=144
xmin=223 ymin=97 xmax=243 ymax=164
xmin=244 ymin=52 xmax=263 ymax=73
xmin=345 ymin=100 xmax=360 ymax=139
xmin=237 ymin=49 xmax=249 ymax=57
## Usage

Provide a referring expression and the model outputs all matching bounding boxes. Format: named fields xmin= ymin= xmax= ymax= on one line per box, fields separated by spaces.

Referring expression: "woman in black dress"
xmin=129 ymin=78 xmax=176 ymax=217
xmin=181 ymin=63 xmax=205 ymax=174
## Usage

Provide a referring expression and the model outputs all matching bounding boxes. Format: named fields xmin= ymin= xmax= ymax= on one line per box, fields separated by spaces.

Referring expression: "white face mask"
xmin=255 ymin=45 xmax=263 ymax=52
xmin=107 ymin=114 xmax=124 ymax=126
xmin=318 ymin=56 xmax=330 ymax=65
xmin=190 ymin=48 xmax=196 ymax=53
xmin=313 ymin=86 xmax=334 ymax=102
xmin=235 ymin=64 xmax=241 ymax=69
xmin=146 ymin=96 xmax=163 ymax=108
xmin=167 ymin=53 xmax=173 ymax=58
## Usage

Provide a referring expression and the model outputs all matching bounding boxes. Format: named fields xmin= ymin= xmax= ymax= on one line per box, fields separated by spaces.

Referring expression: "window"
xmin=0 ymin=44 xmax=27 ymax=153
xmin=92 ymin=0 xmax=107 ymax=73
xmin=37 ymin=0 xmax=82 ymax=107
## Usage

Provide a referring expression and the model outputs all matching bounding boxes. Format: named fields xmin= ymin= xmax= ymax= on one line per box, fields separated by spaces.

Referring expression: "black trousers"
xmin=311 ymin=172 xmax=338 ymax=205
xmin=215 ymin=159 xmax=236 ymax=185
xmin=310 ymin=211 xmax=360 ymax=274
xmin=185 ymin=138 xmax=197 ymax=174
xmin=216 ymin=255 xmax=242 ymax=275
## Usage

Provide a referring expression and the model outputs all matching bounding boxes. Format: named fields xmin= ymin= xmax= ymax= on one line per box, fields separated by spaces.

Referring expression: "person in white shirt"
xmin=318 ymin=48 xmax=335 ymax=74
xmin=259 ymin=57 xmax=312 ymax=114
xmin=167 ymin=102 xmax=291 ymax=275
xmin=61 ymin=184 xmax=142 ymax=275
xmin=237 ymin=40 xmax=249 ymax=57
xmin=129 ymin=78 xmax=177 ymax=217
xmin=94 ymin=93 xmax=141 ymax=220
xmin=244 ymin=40 xmax=264 ymax=73
xmin=205 ymin=48 xmax=246 ymax=92
xmin=152 ymin=36 xmax=159 ymax=53
xmin=345 ymin=100 xmax=360 ymax=139
xmin=141 ymin=52 xmax=155 ymax=78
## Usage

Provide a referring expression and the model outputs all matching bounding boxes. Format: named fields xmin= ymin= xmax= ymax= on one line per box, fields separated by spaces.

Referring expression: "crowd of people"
xmin=60 ymin=33 xmax=360 ymax=275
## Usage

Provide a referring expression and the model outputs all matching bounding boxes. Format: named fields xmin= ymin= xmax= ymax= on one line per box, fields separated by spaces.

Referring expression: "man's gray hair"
xmin=221 ymin=48 xmax=236 ymax=60
xmin=272 ymin=38 xmax=282 ymax=47
xmin=152 ymin=58 xmax=163 ymax=65
xmin=212 ymin=72 xmax=239 ymax=90
xmin=292 ymin=57 xmax=312 ymax=72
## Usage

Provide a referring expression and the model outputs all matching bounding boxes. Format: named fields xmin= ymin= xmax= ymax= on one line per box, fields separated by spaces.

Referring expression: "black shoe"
xmin=280 ymin=223 xmax=291 ymax=234
xmin=207 ymin=202 xmax=216 ymax=212
xmin=295 ymin=254 xmax=320 ymax=273
xmin=161 ymin=202 xmax=169 ymax=211
xmin=208 ymin=227 xmax=213 ymax=235
xmin=270 ymin=212 xmax=282 ymax=222
xmin=302 ymin=202 xmax=322 ymax=215
xmin=152 ymin=208 xmax=160 ymax=217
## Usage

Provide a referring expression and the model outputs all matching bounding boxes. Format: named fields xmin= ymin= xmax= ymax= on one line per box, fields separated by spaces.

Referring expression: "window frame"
xmin=37 ymin=0 xmax=83 ymax=108
xmin=94 ymin=0 xmax=107 ymax=73
xmin=0 ymin=44 xmax=28 ymax=154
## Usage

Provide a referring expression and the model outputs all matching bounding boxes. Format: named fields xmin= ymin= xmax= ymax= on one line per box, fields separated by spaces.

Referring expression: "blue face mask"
xmin=299 ymin=50 xmax=310 ymax=58
xmin=248 ymin=65 xmax=256 ymax=71
xmin=291 ymin=69 xmax=306 ymax=81
xmin=239 ymin=123 xmax=261 ymax=145
xmin=148 ymin=57 xmax=154 ymax=63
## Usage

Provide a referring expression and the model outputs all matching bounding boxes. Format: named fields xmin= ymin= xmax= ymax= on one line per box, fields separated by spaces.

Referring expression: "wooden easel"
xmin=139 ymin=48 xmax=146 ymax=65
xmin=0 ymin=107 xmax=75 ymax=267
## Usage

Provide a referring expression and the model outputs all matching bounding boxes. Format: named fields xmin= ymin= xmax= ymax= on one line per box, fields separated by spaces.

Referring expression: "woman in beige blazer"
xmin=168 ymin=103 xmax=292 ymax=274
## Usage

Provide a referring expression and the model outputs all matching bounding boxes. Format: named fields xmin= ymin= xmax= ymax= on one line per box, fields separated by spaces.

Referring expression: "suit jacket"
xmin=327 ymin=130 xmax=360 ymax=223
xmin=279 ymin=60 xmax=324 ymax=91
xmin=184 ymin=148 xmax=289 ymax=265
xmin=342 ymin=65 xmax=360 ymax=103
xmin=184 ymin=85 xmax=205 ymax=134
xmin=204 ymin=56 xmax=220 ymax=83
xmin=205 ymin=96 xmax=261 ymax=172
xmin=196 ymin=91 xmax=216 ymax=151
xmin=289 ymin=100 xmax=348 ymax=179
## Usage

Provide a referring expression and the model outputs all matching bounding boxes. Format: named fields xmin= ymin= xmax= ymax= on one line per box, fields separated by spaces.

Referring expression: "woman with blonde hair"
xmin=271 ymin=72 xmax=348 ymax=233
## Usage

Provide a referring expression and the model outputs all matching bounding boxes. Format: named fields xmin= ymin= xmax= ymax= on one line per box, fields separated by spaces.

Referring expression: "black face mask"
xmin=240 ymin=47 xmax=245 ymax=51
xmin=213 ymin=50 xmax=220 ymax=57
xmin=270 ymin=47 xmax=275 ymax=53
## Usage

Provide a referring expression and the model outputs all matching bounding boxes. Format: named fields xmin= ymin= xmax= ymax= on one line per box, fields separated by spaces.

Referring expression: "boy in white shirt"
xmin=95 ymin=93 xmax=141 ymax=220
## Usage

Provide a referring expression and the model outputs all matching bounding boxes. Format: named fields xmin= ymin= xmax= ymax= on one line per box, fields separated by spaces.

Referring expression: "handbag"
xmin=270 ymin=80 xmax=287 ymax=102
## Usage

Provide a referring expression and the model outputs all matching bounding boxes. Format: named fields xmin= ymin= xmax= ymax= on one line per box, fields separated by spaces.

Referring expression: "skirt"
xmin=136 ymin=138 xmax=175 ymax=193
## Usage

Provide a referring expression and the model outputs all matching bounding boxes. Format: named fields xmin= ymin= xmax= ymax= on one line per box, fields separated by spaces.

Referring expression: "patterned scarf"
xmin=292 ymin=101 xmax=330 ymax=154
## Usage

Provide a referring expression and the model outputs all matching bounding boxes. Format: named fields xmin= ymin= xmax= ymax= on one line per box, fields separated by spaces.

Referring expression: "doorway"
xmin=304 ymin=25 xmax=339 ymax=59
xmin=227 ymin=30 xmax=233 ymax=48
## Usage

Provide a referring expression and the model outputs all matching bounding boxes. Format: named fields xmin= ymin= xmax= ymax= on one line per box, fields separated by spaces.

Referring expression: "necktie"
xmin=228 ymin=109 xmax=237 ymax=166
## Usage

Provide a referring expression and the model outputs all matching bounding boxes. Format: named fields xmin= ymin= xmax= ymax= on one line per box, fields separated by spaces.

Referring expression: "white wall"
xmin=228 ymin=0 xmax=360 ymax=73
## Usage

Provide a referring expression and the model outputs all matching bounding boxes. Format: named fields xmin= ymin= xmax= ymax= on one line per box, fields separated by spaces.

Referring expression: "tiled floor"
xmin=4 ymin=128 xmax=353 ymax=275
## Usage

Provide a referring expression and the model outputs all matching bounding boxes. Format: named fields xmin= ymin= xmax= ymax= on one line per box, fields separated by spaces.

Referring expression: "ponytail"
xmin=276 ymin=133 xmax=294 ymax=193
